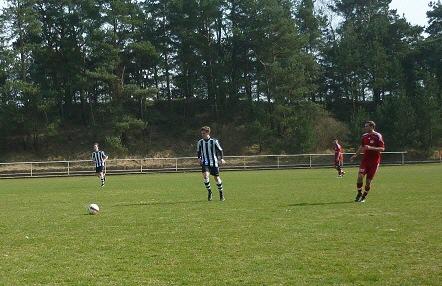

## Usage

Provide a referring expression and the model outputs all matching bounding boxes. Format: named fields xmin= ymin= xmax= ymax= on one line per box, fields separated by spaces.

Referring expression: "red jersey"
xmin=334 ymin=143 xmax=343 ymax=161
xmin=361 ymin=132 xmax=385 ymax=164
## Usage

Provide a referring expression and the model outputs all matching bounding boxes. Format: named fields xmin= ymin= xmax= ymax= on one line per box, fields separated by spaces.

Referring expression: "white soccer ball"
xmin=88 ymin=203 xmax=100 ymax=215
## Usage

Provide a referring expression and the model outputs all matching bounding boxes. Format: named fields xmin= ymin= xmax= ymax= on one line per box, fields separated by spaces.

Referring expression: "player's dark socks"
xmin=361 ymin=185 xmax=370 ymax=200
xmin=204 ymin=181 xmax=211 ymax=192
xmin=204 ymin=180 xmax=212 ymax=201
xmin=355 ymin=182 xmax=363 ymax=201
xmin=355 ymin=188 xmax=363 ymax=202
xmin=219 ymin=191 xmax=225 ymax=201
xmin=359 ymin=192 xmax=368 ymax=202
xmin=216 ymin=181 xmax=224 ymax=201
xmin=361 ymin=186 xmax=370 ymax=200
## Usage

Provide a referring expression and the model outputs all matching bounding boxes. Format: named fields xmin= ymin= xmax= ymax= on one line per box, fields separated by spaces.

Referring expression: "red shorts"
xmin=359 ymin=161 xmax=380 ymax=180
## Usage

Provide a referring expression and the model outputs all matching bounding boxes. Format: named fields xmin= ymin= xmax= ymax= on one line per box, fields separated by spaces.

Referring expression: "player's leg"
xmin=209 ymin=166 xmax=224 ymax=201
xmin=336 ymin=161 xmax=344 ymax=177
xmin=201 ymin=166 xmax=212 ymax=201
xmin=213 ymin=174 xmax=224 ymax=201
xmin=335 ymin=162 xmax=342 ymax=177
xmin=360 ymin=164 xmax=378 ymax=202
xmin=339 ymin=160 xmax=345 ymax=176
xmin=99 ymin=170 xmax=105 ymax=187
xmin=355 ymin=168 xmax=365 ymax=202
xmin=360 ymin=178 xmax=372 ymax=202
xmin=95 ymin=166 xmax=103 ymax=187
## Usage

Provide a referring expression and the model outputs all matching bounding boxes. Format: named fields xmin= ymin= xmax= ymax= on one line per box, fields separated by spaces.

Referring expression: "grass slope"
xmin=0 ymin=165 xmax=441 ymax=285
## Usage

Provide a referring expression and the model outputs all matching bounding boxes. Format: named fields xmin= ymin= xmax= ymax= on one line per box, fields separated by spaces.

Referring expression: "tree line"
xmin=0 ymin=0 xmax=440 ymax=159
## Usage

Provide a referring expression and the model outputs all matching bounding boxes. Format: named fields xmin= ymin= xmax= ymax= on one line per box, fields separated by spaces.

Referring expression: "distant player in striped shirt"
xmin=91 ymin=143 xmax=108 ymax=187
xmin=197 ymin=126 xmax=226 ymax=201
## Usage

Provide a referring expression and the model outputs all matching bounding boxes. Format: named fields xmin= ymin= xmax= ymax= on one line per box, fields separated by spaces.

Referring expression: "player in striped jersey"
xmin=91 ymin=143 xmax=108 ymax=187
xmin=197 ymin=126 xmax=226 ymax=201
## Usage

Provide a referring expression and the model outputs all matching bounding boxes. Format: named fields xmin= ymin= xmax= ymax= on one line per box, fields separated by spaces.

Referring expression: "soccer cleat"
xmin=101 ymin=182 xmax=105 ymax=187
xmin=219 ymin=191 xmax=225 ymax=201
xmin=359 ymin=198 xmax=366 ymax=203
xmin=208 ymin=191 xmax=213 ymax=201
xmin=355 ymin=193 xmax=362 ymax=202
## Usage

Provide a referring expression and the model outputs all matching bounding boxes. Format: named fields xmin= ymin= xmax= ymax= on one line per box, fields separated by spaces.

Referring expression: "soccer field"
xmin=0 ymin=165 xmax=441 ymax=285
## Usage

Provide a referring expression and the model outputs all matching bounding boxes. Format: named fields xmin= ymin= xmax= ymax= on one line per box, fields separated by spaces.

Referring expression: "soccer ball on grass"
xmin=88 ymin=203 xmax=100 ymax=215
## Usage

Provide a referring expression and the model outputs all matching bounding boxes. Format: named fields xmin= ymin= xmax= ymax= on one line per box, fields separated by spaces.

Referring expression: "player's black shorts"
xmin=95 ymin=166 xmax=104 ymax=173
xmin=201 ymin=165 xmax=220 ymax=176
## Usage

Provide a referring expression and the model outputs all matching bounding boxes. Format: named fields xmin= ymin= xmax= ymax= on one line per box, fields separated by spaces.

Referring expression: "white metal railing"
xmin=0 ymin=151 xmax=440 ymax=179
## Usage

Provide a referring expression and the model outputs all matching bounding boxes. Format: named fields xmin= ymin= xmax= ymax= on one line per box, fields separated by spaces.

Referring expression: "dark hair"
xmin=93 ymin=143 xmax=99 ymax=147
xmin=200 ymin=126 xmax=211 ymax=133
xmin=365 ymin=121 xmax=376 ymax=129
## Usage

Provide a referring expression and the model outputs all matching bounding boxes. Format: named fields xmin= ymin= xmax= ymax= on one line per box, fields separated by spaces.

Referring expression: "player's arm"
xmin=215 ymin=140 xmax=225 ymax=164
xmin=196 ymin=140 xmax=202 ymax=164
xmin=350 ymin=145 xmax=364 ymax=161
xmin=364 ymin=145 xmax=385 ymax=152
xmin=102 ymin=152 xmax=109 ymax=163
xmin=91 ymin=153 xmax=96 ymax=162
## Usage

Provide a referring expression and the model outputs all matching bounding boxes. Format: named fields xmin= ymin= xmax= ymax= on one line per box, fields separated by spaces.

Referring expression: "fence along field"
xmin=0 ymin=151 xmax=440 ymax=178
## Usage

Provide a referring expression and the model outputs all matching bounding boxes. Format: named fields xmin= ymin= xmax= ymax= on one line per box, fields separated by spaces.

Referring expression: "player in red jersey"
xmin=350 ymin=121 xmax=385 ymax=202
xmin=333 ymin=139 xmax=345 ymax=177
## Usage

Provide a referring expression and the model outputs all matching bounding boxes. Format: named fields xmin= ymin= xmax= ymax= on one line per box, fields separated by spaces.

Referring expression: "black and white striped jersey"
xmin=197 ymin=137 xmax=224 ymax=167
xmin=91 ymin=151 xmax=107 ymax=167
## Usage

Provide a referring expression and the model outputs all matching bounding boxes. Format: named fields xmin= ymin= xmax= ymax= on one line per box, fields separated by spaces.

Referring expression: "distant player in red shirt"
xmin=350 ymin=121 xmax=385 ymax=202
xmin=333 ymin=139 xmax=345 ymax=177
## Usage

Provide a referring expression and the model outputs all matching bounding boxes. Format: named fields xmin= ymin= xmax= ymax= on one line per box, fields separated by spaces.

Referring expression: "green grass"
xmin=0 ymin=165 xmax=441 ymax=285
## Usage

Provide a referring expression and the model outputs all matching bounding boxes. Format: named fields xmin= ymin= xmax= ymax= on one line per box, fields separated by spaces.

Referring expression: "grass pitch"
xmin=0 ymin=164 xmax=441 ymax=285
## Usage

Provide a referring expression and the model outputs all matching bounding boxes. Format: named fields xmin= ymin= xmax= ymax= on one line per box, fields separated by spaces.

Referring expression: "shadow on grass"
xmin=112 ymin=200 xmax=206 ymax=207
xmin=287 ymin=201 xmax=354 ymax=207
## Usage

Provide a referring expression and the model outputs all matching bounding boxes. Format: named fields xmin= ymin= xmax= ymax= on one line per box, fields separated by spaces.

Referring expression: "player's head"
xmin=200 ymin=126 xmax=211 ymax=139
xmin=93 ymin=143 xmax=99 ymax=151
xmin=333 ymin=138 xmax=338 ymax=144
xmin=364 ymin=121 xmax=376 ymax=132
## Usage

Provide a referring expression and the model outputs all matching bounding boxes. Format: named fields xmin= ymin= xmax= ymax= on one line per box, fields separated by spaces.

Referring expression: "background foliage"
xmin=0 ymin=0 xmax=440 ymax=159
